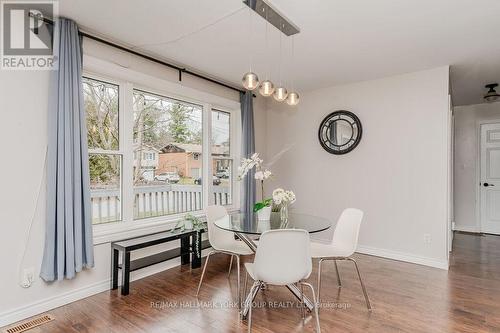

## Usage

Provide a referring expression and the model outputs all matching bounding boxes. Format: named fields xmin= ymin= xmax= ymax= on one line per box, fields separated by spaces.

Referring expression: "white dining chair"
xmin=311 ymin=208 xmax=371 ymax=310
xmin=196 ymin=205 xmax=253 ymax=308
xmin=245 ymin=229 xmax=321 ymax=333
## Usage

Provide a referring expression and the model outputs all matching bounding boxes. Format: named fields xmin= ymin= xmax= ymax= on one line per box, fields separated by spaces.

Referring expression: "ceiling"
xmin=58 ymin=0 xmax=500 ymax=106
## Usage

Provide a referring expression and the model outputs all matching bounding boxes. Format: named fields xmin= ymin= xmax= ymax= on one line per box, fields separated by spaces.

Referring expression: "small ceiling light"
xmin=286 ymin=35 xmax=299 ymax=106
xmin=259 ymin=80 xmax=275 ymax=96
xmin=259 ymin=8 xmax=275 ymax=97
xmin=242 ymin=72 xmax=259 ymax=91
xmin=484 ymin=83 xmax=500 ymax=103
xmin=286 ymin=91 xmax=299 ymax=106
xmin=273 ymin=21 xmax=288 ymax=102
xmin=242 ymin=6 xmax=259 ymax=91
xmin=273 ymin=86 xmax=288 ymax=102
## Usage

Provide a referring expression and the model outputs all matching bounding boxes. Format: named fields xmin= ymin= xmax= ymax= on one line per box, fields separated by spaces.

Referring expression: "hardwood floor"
xmin=7 ymin=232 xmax=500 ymax=333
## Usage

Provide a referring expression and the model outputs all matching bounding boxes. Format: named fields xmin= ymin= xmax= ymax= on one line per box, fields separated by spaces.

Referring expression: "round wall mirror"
xmin=318 ymin=110 xmax=362 ymax=155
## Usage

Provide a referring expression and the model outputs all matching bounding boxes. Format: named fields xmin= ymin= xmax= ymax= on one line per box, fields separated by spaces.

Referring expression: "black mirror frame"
xmin=318 ymin=110 xmax=363 ymax=155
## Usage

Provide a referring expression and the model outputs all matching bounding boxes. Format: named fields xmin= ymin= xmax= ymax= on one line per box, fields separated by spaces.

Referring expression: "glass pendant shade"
xmin=259 ymin=80 xmax=275 ymax=96
xmin=286 ymin=92 xmax=300 ymax=106
xmin=242 ymin=72 xmax=259 ymax=91
xmin=273 ymin=86 xmax=288 ymax=102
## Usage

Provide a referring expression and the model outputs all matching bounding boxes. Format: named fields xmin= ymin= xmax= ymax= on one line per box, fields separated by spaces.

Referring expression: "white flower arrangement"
xmin=272 ymin=188 xmax=296 ymax=205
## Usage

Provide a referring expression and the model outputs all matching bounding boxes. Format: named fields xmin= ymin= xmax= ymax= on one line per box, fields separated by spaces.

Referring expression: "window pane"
xmin=212 ymin=109 xmax=232 ymax=206
xmin=212 ymin=110 xmax=230 ymax=156
xmin=89 ymin=154 xmax=121 ymax=224
xmin=83 ymin=77 xmax=119 ymax=150
xmin=133 ymin=90 xmax=203 ymax=219
xmin=213 ymin=159 xmax=232 ymax=206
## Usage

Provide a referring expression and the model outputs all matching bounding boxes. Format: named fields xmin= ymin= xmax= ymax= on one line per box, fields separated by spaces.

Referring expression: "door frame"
xmin=475 ymin=119 xmax=500 ymax=233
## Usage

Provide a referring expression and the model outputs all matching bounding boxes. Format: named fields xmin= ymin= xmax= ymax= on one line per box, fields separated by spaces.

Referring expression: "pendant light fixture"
xmin=242 ymin=72 xmax=259 ymax=91
xmin=241 ymin=0 xmax=301 ymax=105
xmin=286 ymin=91 xmax=299 ymax=106
xmin=242 ymin=6 xmax=259 ymax=91
xmin=242 ymin=42 xmax=259 ymax=89
xmin=259 ymin=80 xmax=275 ymax=96
xmin=273 ymin=20 xmax=288 ymax=102
xmin=286 ymin=35 xmax=299 ymax=106
xmin=259 ymin=6 xmax=275 ymax=97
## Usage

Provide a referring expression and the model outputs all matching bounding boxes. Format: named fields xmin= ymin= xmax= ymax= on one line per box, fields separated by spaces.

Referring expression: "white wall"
xmin=453 ymin=102 xmax=500 ymax=232
xmin=0 ymin=39 xmax=267 ymax=327
xmin=264 ymin=67 xmax=450 ymax=269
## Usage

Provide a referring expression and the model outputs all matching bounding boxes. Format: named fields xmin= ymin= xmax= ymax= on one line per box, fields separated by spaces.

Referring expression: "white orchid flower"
xmin=254 ymin=171 xmax=264 ymax=180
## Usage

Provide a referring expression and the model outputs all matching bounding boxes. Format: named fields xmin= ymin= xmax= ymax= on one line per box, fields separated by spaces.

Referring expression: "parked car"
xmin=215 ymin=169 xmax=230 ymax=179
xmin=194 ymin=176 xmax=221 ymax=186
xmin=154 ymin=172 xmax=180 ymax=183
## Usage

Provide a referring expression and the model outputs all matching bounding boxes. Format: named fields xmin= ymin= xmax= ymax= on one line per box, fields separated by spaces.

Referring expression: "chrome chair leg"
xmin=196 ymin=250 xmax=214 ymax=296
xmin=300 ymin=282 xmax=321 ymax=333
xmin=317 ymin=258 xmax=324 ymax=303
xmin=228 ymin=254 xmax=234 ymax=278
xmin=300 ymin=281 xmax=305 ymax=319
xmin=334 ymin=260 xmax=342 ymax=287
xmin=236 ymin=255 xmax=241 ymax=309
xmin=247 ymin=281 xmax=261 ymax=333
xmin=244 ymin=272 xmax=249 ymax=298
xmin=348 ymin=258 xmax=372 ymax=310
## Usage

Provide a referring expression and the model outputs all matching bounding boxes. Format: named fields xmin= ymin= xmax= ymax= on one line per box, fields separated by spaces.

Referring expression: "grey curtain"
xmin=240 ymin=91 xmax=256 ymax=218
xmin=40 ymin=18 xmax=94 ymax=282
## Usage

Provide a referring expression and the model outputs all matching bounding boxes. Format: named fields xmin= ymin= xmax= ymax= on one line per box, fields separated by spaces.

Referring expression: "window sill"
xmin=92 ymin=206 xmax=240 ymax=245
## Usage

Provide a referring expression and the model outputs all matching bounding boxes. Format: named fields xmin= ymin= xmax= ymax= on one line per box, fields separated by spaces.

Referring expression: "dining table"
xmin=213 ymin=211 xmax=333 ymax=318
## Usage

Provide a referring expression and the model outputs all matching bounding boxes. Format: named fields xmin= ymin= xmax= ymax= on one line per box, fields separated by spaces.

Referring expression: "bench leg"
xmin=181 ymin=235 xmax=190 ymax=265
xmin=191 ymin=231 xmax=202 ymax=269
xmin=121 ymin=251 xmax=131 ymax=295
xmin=111 ymin=248 xmax=119 ymax=290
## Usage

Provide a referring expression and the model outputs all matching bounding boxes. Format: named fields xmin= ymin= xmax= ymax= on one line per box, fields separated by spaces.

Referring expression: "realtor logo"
xmin=1 ymin=1 xmax=58 ymax=70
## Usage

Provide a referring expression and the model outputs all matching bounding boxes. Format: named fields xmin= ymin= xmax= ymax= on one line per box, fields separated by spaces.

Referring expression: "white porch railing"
xmin=90 ymin=184 xmax=230 ymax=224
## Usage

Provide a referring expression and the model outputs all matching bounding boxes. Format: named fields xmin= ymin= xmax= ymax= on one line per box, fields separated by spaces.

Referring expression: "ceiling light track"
xmin=243 ymin=0 xmax=300 ymax=36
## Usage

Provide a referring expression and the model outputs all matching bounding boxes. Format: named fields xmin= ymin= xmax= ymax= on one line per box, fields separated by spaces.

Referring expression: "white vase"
xmin=257 ymin=219 xmax=271 ymax=233
xmin=257 ymin=206 xmax=272 ymax=220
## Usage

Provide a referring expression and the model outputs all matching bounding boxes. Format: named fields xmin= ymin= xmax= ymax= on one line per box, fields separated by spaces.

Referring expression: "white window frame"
xmin=211 ymin=108 xmax=236 ymax=207
xmin=83 ymin=56 xmax=241 ymax=244
xmin=84 ymin=74 xmax=125 ymax=225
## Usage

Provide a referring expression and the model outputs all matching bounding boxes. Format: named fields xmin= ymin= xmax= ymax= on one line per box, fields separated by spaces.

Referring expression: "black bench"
xmin=111 ymin=229 xmax=210 ymax=295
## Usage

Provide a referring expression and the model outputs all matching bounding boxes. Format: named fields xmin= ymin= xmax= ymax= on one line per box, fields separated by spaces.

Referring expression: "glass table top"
xmin=213 ymin=212 xmax=333 ymax=235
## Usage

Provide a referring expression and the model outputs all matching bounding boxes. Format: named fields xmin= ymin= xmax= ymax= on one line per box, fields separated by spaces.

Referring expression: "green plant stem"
xmin=261 ymin=180 xmax=264 ymax=202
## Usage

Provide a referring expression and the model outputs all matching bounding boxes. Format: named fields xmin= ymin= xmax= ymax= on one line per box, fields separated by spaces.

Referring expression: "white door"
xmin=480 ymin=123 xmax=500 ymax=234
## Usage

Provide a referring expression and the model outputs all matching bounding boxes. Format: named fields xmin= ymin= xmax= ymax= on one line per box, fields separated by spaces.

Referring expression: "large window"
xmin=83 ymin=73 xmax=239 ymax=228
xmin=133 ymin=90 xmax=203 ymax=219
xmin=84 ymin=77 xmax=122 ymax=224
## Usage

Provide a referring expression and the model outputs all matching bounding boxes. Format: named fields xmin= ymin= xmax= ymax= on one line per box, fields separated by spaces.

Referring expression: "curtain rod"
xmin=35 ymin=14 xmax=250 ymax=95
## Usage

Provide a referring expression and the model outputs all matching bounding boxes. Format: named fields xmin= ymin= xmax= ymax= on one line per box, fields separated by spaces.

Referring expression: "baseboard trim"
xmin=310 ymin=237 xmax=448 ymax=270
xmin=453 ymin=225 xmax=480 ymax=233
xmin=356 ymin=245 xmax=449 ymax=270
xmin=0 ymin=248 xmax=213 ymax=328
xmin=0 ymin=279 xmax=110 ymax=328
